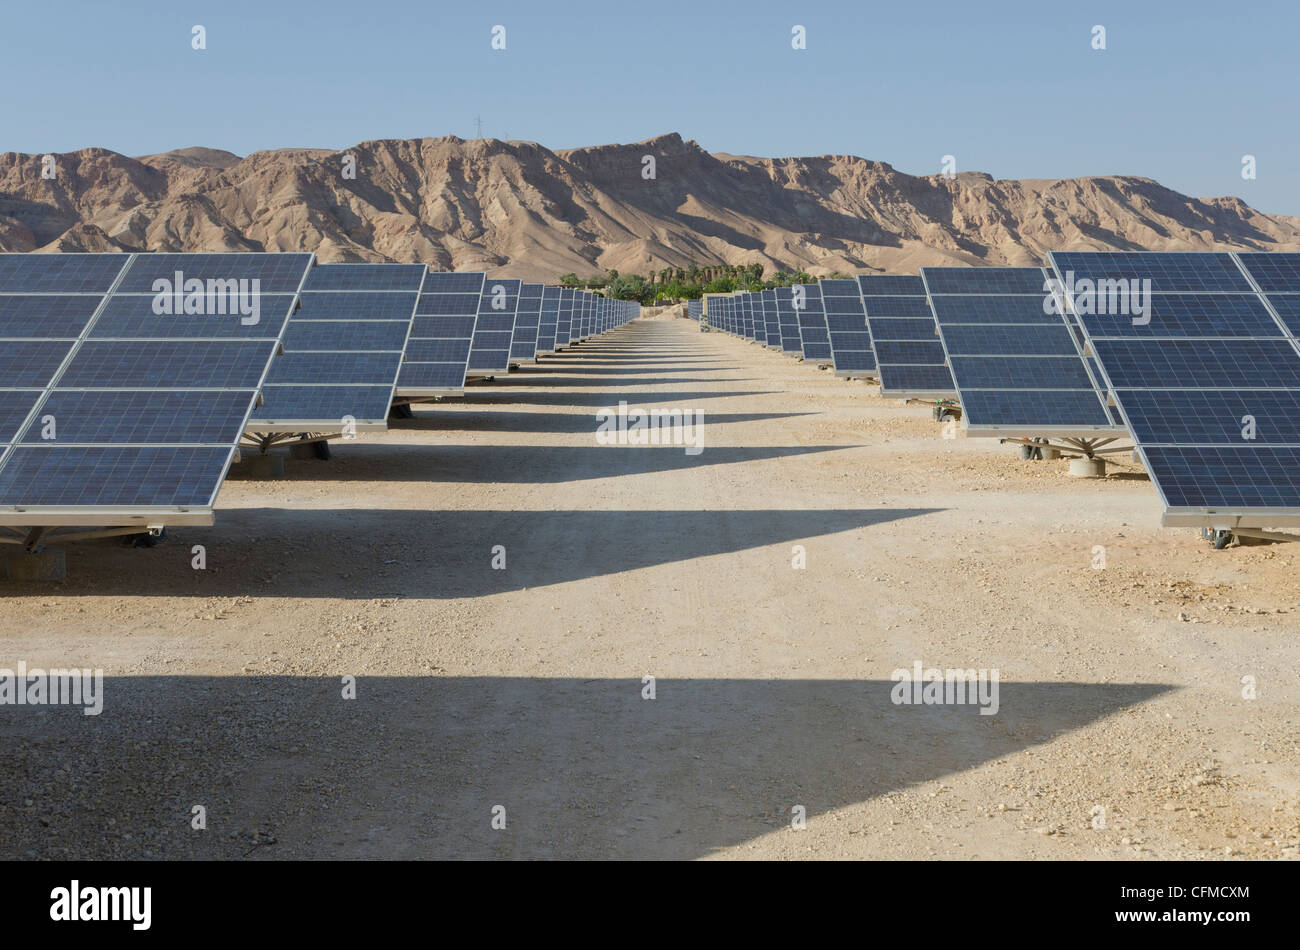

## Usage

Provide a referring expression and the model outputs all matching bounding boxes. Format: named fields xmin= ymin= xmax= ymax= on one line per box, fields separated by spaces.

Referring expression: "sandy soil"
xmin=0 ymin=315 xmax=1297 ymax=860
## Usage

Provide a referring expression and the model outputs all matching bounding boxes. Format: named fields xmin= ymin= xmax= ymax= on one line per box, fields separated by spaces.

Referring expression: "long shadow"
xmin=520 ymin=364 xmax=733 ymax=375
xmin=265 ymin=444 xmax=857 ymax=483
xmin=450 ymin=390 xmax=778 ymax=407
xmin=396 ymin=410 xmax=817 ymax=435
xmin=0 ymin=675 xmax=1173 ymax=859
xmin=469 ymin=377 xmax=751 ymax=390
xmin=22 ymin=507 xmax=940 ymax=599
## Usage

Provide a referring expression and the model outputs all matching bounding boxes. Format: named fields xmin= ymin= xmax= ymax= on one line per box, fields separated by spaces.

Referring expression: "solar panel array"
xmin=859 ymin=275 xmax=955 ymax=398
xmin=820 ymin=279 xmax=875 ymax=377
xmin=536 ymin=286 xmax=562 ymax=354
xmin=1048 ymin=250 xmax=1300 ymax=527
xmin=0 ymin=252 xmax=312 ymax=525
xmin=397 ymin=272 xmax=484 ymax=395
xmin=250 ymin=263 xmax=425 ymax=431
xmin=922 ymin=266 xmax=1124 ymax=437
xmin=468 ymin=278 xmax=521 ymax=374
xmin=510 ymin=283 xmax=544 ymax=363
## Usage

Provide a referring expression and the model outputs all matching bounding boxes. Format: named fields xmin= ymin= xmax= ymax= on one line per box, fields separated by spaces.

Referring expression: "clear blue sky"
xmin=4 ymin=0 xmax=1298 ymax=213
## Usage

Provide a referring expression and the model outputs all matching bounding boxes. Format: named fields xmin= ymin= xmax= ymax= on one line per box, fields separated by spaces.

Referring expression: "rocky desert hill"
xmin=3 ymin=132 xmax=1298 ymax=282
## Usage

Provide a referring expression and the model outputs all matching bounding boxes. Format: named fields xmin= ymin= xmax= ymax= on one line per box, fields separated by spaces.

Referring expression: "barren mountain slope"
xmin=2 ymin=132 xmax=1297 ymax=282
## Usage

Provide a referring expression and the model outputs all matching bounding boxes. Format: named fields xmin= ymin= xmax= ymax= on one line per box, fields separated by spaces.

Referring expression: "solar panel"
xmin=858 ymin=276 xmax=955 ymax=399
xmin=923 ymin=265 xmax=1122 ymax=437
xmin=536 ymin=286 xmax=562 ymax=355
xmin=397 ymin=272 xmax=484 ymax=395
xmin=759 ymin=290 xmax=781 ymax=347
xmin=1050 ymin=252 xmax=1253 ymax=294
xmin=248 ymin=263 xmax=424 ymax=431
xmin=1047 ymin=250 xmax=1300 ymax=527
xmin=0 ymin=251 xmax=312 ymax=527
xmin=820 ymin=279 xmax=875 ymax=376
xmin=510 ymin=283 xmax=543 ymax=362
xmin=468 ymin=278 xmax=520 ymax=373
xmin=794 ymin=284 xmax=833 ymax=362
xmin=773 ymin=288 xmax=803 ymax=354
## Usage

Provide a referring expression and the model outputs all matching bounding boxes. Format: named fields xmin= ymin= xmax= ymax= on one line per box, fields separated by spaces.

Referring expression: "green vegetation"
xmin=557 ymin=263 xmax=828 ymax=305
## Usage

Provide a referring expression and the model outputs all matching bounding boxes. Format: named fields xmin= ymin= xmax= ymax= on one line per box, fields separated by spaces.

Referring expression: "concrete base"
xmin=1040 ymin=447 xmax=1061 ymax=460
xmin=288 ymin=442 xmax=321 ymax=460
xmin=1 ymin=549 xmax=67 ymax=581
xmin=228 ymin=453 xmax=286 ymax=479
xmin=1068 ymin=457 xmax=1107 ymax=478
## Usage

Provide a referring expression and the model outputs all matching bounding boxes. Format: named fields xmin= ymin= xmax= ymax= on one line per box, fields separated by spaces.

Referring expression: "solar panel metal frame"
xmin=923 ymin=265 xmax=1125 ymax=438
xmin=1049 ymin=250 xmax=1300 ymax=529
xmin=0 ymin=251 xmax=313 ymax=527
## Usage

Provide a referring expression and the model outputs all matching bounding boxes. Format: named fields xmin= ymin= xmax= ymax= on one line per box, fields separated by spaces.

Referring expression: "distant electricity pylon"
xmin=474 ymin=115 xmax=483 ymax=139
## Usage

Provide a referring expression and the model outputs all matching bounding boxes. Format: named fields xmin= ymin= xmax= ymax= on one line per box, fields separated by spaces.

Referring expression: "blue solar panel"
xmin=1232 ymin=253 xmax=1300 ymax=295
xmin=879 ymin=364 xmax=959 ymax=393
xmin=406 ymin=339 xmax=472 ymax=363
xmin=266 ymin=352 xmax=403 ymax=385
xmin=940 ymin=324 xmax=1078 ymax=357
xmin=1142 ymin=446 xmax=1300 ymax=509
xmin=871 ymin=318 xmax=939 ymax=341
xmin=1048 ymin=252 xmax=1252 ymax=293
xmin=117 ymin=253 xmax=314 ymax=294
xmin=1090 ymin=339 xmax=1300 ymax=389
xmin=0 ymin=446 xmax=232 ymax=507
xmin=256 ymin=385 xmax=394 ymax=424
xmin=959 ymin=390 xmax=1111 ymax=428
xmin=305 ymin=263 xmax=426 ymax=291
xmin=874 ymin=341 xmax=947 ymax=364
xmin=398 ymin=273 xmax=484 ymax=393
xmin=0 ymin=254 xmax=129 ymax=293
xmin=949 ymin=356 xmax=1095 ymax=390
xmin=22 ymin=390 xmax=254 ymax=444
xmin=281 ymin=321 xmax=409 ymax=351
xmin=858 ymin=275 xmax=925 ymax=296
xmin=1262 ymin=295 xmax=1300 ymax=336
xmin=397 ymin=362 xmax=470 ymax=389
xmin=537 ymin=287 xmax=561 ymax=353
xmin=861 ymin=296 xmax=933 ymax=319
xmin=0 ymin=295 xmax=103 ymax=337
xmin=300 ymin=292 xmax=425 ymax=320
xmin=1071 ymin=294 xmax=1284 ymax=338
xmin=928 ymin=295 xmax=1062 ymax=325
xmin=1117 ymin=390 xmax=1300 ymax=445
xmin=0 ymin=391 xmax=42 ymax=442
xmin=0 ymin=251 xmax=316 ymax=519
xmin=0 ymin=342 xmax=76 ymax=387
xmin=422 ymin=273 xmax=489 ymax=293
xmin=62 ymin=341 xmax=280 ymax=389
xmin=89 ymin=294 xmax=296 ymax=339
xmin=922 ymin=268 xmax=1049 ymax=295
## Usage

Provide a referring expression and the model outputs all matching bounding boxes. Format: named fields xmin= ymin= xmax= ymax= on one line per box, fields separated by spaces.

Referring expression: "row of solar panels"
xmin=696 ymin=252 xmax=1300 ymax=531
xmin=0 ymin=253 xmax=637 ymax=529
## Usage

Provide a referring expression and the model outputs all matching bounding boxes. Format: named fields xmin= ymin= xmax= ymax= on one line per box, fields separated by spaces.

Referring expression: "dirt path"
xmin=1 ymin=316 xmax=1297 ymax=860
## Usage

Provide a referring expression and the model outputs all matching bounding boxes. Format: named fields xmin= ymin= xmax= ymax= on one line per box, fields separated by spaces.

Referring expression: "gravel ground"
xmin=0 ymin=314 xmax=1296 ymax=860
